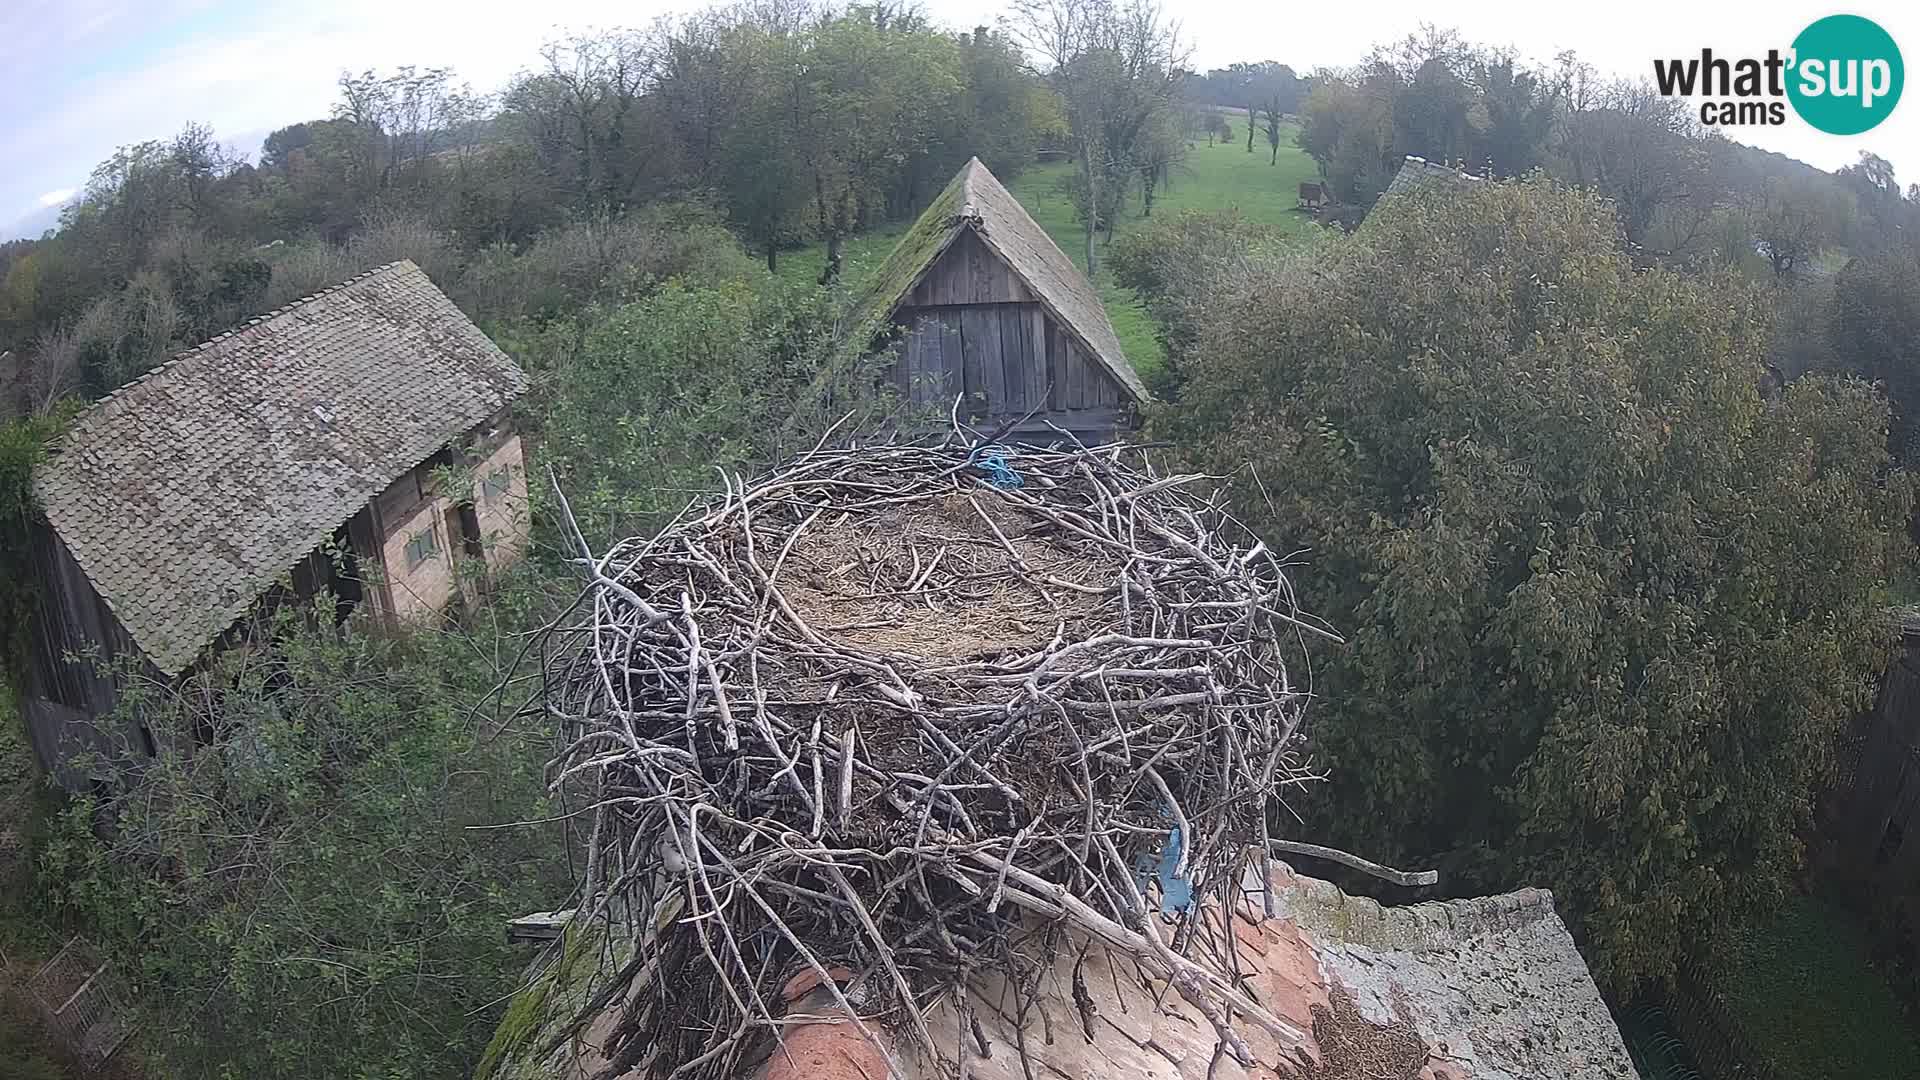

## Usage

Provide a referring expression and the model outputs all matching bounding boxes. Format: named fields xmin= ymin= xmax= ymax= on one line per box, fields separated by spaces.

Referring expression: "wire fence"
xmin=9 ymin=934 xmax=135 ymax=1067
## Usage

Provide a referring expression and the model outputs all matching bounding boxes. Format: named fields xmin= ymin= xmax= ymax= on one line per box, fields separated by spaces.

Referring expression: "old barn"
xmin=21 ymin=260 xmax=531 ymax=790
xmin=855 ymin=157 xmax=1147 ymax=443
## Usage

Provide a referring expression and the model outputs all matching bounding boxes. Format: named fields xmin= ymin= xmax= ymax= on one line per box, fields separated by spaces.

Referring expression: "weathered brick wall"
xmin=471 ymin=435 xmax=530 ymax=573
xmin=364 ymin=426 xmax=529 ymax=623
xmin=380 ymin=498 xmax=459 ymax=622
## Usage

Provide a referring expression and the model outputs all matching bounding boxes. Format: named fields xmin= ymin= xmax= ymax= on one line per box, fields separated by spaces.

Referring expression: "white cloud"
xmin=36 ymin=188 xmax=75 ymax=207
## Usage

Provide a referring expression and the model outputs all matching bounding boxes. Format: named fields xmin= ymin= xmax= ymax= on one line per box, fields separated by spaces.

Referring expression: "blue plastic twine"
xmin=968 ymin=444 xmax=1024 ymax=489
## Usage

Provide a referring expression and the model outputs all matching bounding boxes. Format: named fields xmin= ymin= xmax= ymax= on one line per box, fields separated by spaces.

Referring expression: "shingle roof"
xmin=34 ymin=260 xmax=527 ymax=676
xmin=1374 ymin=154 xmax=1485 ymax=213
xmin=854 ymin=156 xmax=1147 ymax=401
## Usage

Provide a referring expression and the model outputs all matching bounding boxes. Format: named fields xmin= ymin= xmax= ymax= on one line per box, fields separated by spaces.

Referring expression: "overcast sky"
xmin=3 ymin=0 xmax=1916 ymax=239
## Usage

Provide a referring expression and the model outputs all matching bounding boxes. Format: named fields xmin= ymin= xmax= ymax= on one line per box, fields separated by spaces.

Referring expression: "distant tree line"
xmin=0 ymin=3 xmax=1076 ymax=411
xmin=1185 ymin=61 xmax=1305 ymax=162
xmin=1290 ymin=25 xmax=1920 ymax=472
xmin=1295 ymin=26 xmax=1920 ymax=268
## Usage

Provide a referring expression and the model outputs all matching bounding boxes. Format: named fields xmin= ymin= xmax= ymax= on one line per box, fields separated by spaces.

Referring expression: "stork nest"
xmin=535 ymin=436 xmax=1334 ymax=1078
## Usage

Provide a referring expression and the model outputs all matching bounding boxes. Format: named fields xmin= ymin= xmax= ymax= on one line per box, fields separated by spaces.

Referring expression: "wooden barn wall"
xmin=904 ymin=230 xmax=1036 ymax=307
xmin=1827 ymin=627 xmax=1920 ymax=887
xmin=891 ymin=240 xmax=1128 ymax=443
xmin=20 ymin=518 xmax=158 ymax=788
xmin=892 ymin=235 xmax=1127 ymax=431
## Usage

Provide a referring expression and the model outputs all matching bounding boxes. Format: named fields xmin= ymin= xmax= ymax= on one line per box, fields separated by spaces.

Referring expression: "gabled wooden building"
xmin=21 ymin=260 xmax=531 ymax=790
xmin=854 ymin=157 xmax=1147 ymax=443
xmin=1370 ymin=155 xmax=1483 ymax=219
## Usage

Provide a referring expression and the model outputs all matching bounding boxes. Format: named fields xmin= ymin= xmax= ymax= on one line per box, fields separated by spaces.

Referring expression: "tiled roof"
xmin=34 ymin=261 xmax=528 ymax=676
xmin=1374 ymin=155 xmax=1485 ymax=213
xmin=490 ymin=862 xmax=1636 ymax=1080
xmin=855 ymin=156 xmax=1148 ymax=402
xmin=1252 ymin=865 xmax=1638 ymax=1078
xmin=928 ymin=864 xmax=1635 ymax=1080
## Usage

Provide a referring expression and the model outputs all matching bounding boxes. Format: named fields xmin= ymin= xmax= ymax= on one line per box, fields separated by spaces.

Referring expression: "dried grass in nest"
xmin=1285 ymin=988 xmax=1431 ymax=1080
xmin=534 ymin=431 xmax=1337 ymax=1079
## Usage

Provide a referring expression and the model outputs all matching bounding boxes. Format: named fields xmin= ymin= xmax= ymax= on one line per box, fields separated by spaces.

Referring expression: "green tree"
xmin=1742 ymin=176 xmax=1854 ymax=280
xmin=1011 ymin=0 xmax=1187 ymax=272
xmin=1553 ymin=82 xmax=1708 ymax=253
xmin=36 ymin=586 xmax=573 ymax=1079
xmin=1473 ymin=53 xmax=1557 ymax=175
xmin=500 ymin=30 xmax=675 ymax=213
xmin=1160 ymin=176 xmax=1915 ymax=989
xmin=1296 ymin=70 xmax=1397 ymax=206
xmin=801 ymin=10 xmax=964 ymax=281
xmin=1831 ymin=249 xmax=1920 ymax=460
xmin=1384 ymin=29 xmax=1483 ymax=167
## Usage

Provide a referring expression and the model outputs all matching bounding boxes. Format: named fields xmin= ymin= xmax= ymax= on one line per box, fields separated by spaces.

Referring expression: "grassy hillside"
xmin=781 ymin=126 xmax=1321 ymax=376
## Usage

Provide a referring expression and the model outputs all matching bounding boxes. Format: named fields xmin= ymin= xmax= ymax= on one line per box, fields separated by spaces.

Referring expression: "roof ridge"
xmin=70 ymin=261 xmax=417 ymax=419
xmin=1272 ymin=864 xmax=1559 ymax=951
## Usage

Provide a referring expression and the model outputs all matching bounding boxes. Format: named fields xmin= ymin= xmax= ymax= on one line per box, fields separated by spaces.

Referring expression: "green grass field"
xmin=1712 ymin=894 xmax=1920 ymax=1079
xmin=781 ymin=125 xmax=1321 ymax=376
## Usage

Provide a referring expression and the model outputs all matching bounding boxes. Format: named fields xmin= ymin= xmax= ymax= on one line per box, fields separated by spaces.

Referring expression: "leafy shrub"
xmin=261 ymin=210 xmax=460 ymax=309
xmin=1161 ymin=175 xmax=1916 ymax=989
xmin=526 ymin=276 xmax=894 ymax=542
xmin=459 ymin=203 xmax=756 ymax=324
xmin=34 ymin=575 xmax=575 ymax=1080
xmin=1108 ymin=209 xmax=1306 ymax=398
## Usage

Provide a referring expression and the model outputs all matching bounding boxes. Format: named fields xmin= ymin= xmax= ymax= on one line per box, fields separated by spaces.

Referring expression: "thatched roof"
xmin=854 ymin=157 xmax=1147 ymax=402
xmin=34 ymin=261 xmax=527 ymax=675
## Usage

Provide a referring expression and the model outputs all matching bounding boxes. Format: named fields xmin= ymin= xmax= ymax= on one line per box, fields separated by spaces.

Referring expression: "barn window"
xmin=480 ymin=467 xmax=513 ymax=503
xmin=405 ymin=526 xmax=439 ymax=568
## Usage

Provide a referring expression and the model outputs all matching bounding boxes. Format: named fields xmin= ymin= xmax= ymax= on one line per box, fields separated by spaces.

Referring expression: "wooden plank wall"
xmin=895 ymin=303 xmax=1125 ymax=424
xmin=891 ymin=233 xmax=1127 ymax=432
xmin=905 ymin=230 xmax=1036 ymax=307
xmin=1829 ymin=630 xmax=1920 ymax=886
xmin=21 ymin=519 xmax=157 ymax=787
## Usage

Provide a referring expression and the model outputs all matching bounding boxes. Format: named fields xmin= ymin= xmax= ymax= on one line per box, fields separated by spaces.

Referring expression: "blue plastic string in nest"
xmin=968 ymin=444 xmax=1024 ymax=489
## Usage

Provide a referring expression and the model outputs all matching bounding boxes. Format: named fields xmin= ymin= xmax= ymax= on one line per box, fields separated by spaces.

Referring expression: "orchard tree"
xmin=1260 ymin=96 xmax=1284 ymax=164
xmin=1011 ymin=0 xmax=1186 ymax=273
xmin=1160 ymin=175 xmax=1915 ymax=989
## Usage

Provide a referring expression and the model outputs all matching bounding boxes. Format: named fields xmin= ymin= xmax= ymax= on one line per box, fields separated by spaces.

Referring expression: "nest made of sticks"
xmin=536 ymin=435 xmax=1335 ymax=1079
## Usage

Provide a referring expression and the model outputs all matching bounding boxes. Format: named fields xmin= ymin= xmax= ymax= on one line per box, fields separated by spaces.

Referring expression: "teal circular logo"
xmin=1788 ymin=15 xmax=1903 ymax=135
